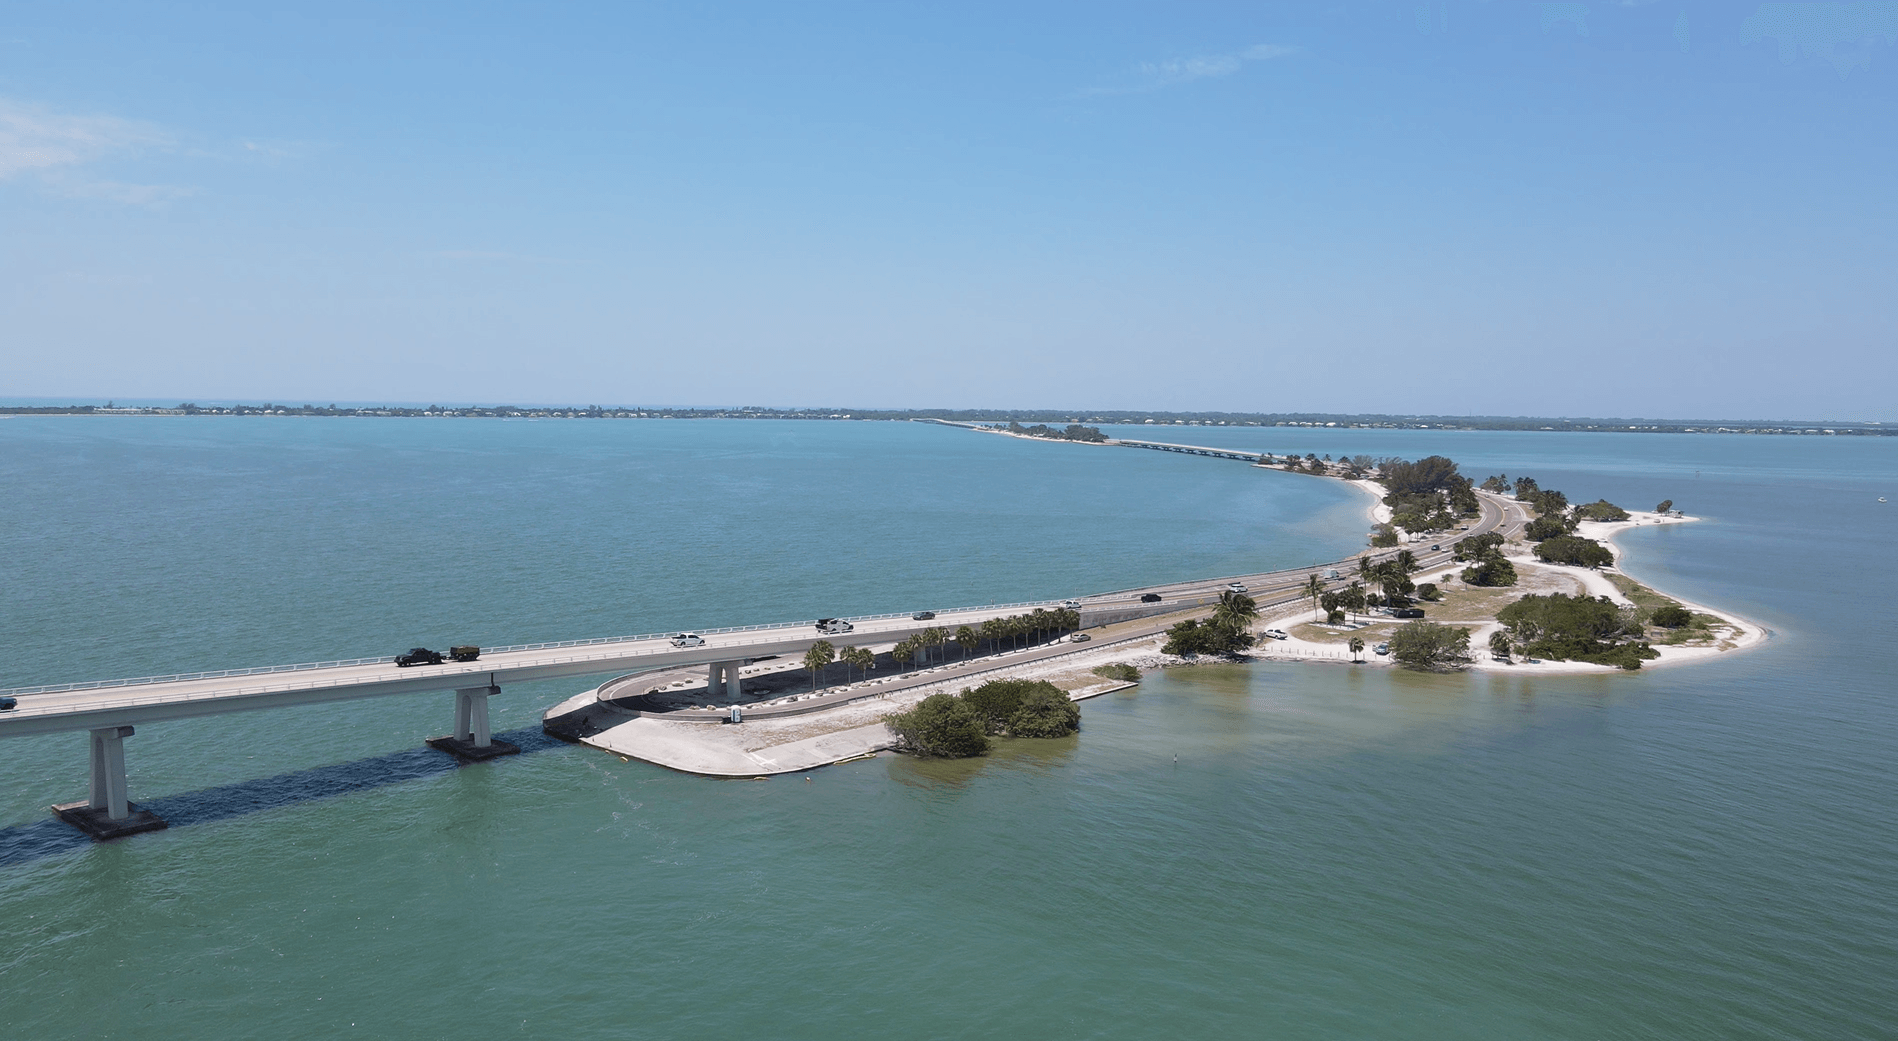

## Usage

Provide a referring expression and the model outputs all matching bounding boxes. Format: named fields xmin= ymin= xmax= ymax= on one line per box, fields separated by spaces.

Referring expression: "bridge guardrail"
xmin=2 ymin=493 xmax=1504 ymax=702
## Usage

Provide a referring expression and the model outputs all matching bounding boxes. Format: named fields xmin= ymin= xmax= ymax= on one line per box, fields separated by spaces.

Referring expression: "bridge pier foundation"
xmin=708 ymin=660 xmax=750 ymax=700
xmin=52 ymin=725 xmax=169 ymax=840
xmin=427 ymin=685 xmax=520 ymax=762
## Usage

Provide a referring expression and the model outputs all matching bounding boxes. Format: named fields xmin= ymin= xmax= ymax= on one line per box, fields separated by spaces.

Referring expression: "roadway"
xmin=0 ymin=490 xmax=1515 ymax=741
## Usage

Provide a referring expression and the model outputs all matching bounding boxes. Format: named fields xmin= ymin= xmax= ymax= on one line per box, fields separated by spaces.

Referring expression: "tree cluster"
xmin=1573 ymin=499 xmax=1631 ymax=522
xmin=1387 ymin=621 xmax=1473 ymax=670
xmin=1379 ymin=455 xmax=1478 ymax=533
xmin=1496 ymin=593 xmax=1657 ymax=670
xmin=1533 ymin=535 xmax=1614 ymax=568
xmin=1454 ymin=531 xmax=1517 ymax=586
xmin=884 ymin=678 xmax=1081 ymax=757
xmin=1162 ymin=591 xmax=1259 ymax=655
xmin=1003 ymin=421 xmax=1107 ymax=443
xmin=1359 ymin=552 xmax=1420 ymax=606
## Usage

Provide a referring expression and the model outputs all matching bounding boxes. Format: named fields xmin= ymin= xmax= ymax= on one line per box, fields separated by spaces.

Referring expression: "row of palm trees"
xmin=800 ymin=608 xmax=1085 ymax=692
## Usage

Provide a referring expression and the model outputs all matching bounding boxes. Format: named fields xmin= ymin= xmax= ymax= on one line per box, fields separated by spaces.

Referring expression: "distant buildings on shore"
xmin=1 ymin=403 xmax=1887 ymax=437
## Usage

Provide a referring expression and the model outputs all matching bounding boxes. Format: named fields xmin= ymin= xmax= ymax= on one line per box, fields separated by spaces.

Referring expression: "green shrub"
xmin=1461 ymin=558 xmax=1518 ymax=587
xmin=1649 ymin=604 xmax=1692 ymax=628
xmin=1574 ymin=499 xmax=1630 ymax=522
xmin=1387 ymin=621 xmax=1472 ymax=670
xmin=1007 ymin=685 xmax=1081 ymax=738
xmin=1417 ymin=583 xmax=1441 ymax=601
xmin=1091 ymin=663 xmax=1140 ymax=683
xmin=884 ymin=694 xmax=990 ymax=757
xmin=961 ymin=678 xmax=1040 ymax=734
xmin=1498 ymin=593 xmax=1658 ymax=669
xmin=1163 ymin=617 xmax=1252 ymax=656
xmin=1533 ymin=536 xmax=1614 ymax=568
xmin=1524 ymin=515 xmax=1574 ymax=541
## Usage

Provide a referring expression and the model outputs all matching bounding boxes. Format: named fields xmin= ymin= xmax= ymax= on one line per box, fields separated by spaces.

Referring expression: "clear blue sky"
xmin=3 ymin=2 xmax=1893 ymax=419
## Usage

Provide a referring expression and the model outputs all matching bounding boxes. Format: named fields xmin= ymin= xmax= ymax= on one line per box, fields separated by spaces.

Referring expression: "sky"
xmin=1 ymin=1 xmax=1894 ymax=420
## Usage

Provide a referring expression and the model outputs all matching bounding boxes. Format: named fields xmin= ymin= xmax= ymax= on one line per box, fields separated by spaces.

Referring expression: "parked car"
xmin=1226 ymin=582 xmax=1248 ymax=593
xmin=1068 ymin=632 xmax=1091 ymax=643
xmin=1374 ymin=642 xmax=1390 ymax=655
xmin=1262 ymin=629 xmax=1289 ymax=640
xmin=1390 ymin=608 xmax=1426 ymax=619
xmin=1139 ymin=592 xmax=1163 ymax=603
xmin=670 ymin=632 xmax=705 ymax=647
xmin=395 ymin=647 xmax=444 ymax=667
xmin=0 ymin=696 xmax=16 ymax=712
xmin=911 ymin=611 xmax=936 ymax=621
xmin=449 ymin=645 xmax=480 ymax=662
xmin=816 ymin=618 xmax=854 ymax=635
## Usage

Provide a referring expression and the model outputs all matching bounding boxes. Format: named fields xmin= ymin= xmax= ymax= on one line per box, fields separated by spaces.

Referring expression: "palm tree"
xmin=1213 ymin=590 xmax=1259 ymax=630
xmin=1394 ymin=549 xmax=1419 ymax=577
xmin=892 ymin=639 xmax=916 ymax=671
xmin=804 ymin=640 xmax=835 ymax=692
xmin=1343 ymin=581 xmax=1366 ymax=621
xmin=1348 ymin=636 xmax=1365 ymax=662
xmin=925 ymin=626 xmax=947 ymax=663
xmin=1488 ymin=630 xmax=1512 ymax=662
xmin=981 ymin=617 xmax=1006 ymax=655
xmin=840 ymin=645 xmax=874 ymax=681
xmin=1304 ymin=574 xmax=1327 ymax=620
xmin=955 ymin=625 xmax=979 ymax=659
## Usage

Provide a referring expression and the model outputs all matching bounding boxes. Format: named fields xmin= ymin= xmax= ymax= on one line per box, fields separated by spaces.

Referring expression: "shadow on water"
xmin=0 ymin=727 xmax=568 ymax=868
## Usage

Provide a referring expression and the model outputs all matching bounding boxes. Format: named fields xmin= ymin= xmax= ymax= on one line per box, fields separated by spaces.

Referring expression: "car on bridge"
xmin=1226 ymin=582 xmax=1248 ymax=593
xmin=1060 ymin=599 xmax=1082 ymax=610
xmin=911 ymin=611 xmax=936 ymax=621
xmin=670 ymin=633 xmax=705 ymax=647
xmin=816 ymin=618 xmax=854 ymax=635
xmin=0 ymin=696 xmax=16 ymax=712
xmin=1067 ymin=632 xmax=1091 ymax=642
xmin=395 ymin=647 xmax=444 ymax=667
xmin=1139 ymin=593 xmax=1163 ymax=603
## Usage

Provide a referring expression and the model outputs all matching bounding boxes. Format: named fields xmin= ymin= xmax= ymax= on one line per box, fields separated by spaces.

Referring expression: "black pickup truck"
xmin=395 ymin=647 xmax=444 ymax=667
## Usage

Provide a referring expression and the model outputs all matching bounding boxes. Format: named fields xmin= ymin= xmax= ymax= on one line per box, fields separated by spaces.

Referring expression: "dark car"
xmin=1139 ymin=592 xmax=1163 ymax=603
xmin=0 ymin=696 xmax=16 ymax=712
xmin=1390 ymin=607 xmax=1426 ymax=619
xmin=395 ymin=647 xmax=445 ymax=667
xmin=449 ymin=645 xmax=481 ymax=662
xmin=911 ymin=611 xmax=936 ymax=621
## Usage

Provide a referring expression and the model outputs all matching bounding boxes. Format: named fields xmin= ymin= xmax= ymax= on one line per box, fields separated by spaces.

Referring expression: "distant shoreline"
xmin=2 ymin=404 xmax=1888 ymax=437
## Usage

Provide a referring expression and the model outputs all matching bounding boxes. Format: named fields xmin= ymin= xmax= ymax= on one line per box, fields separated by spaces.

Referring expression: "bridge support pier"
xmin=52 ymin=725 xmax=169 ymax=840
xmin=427 ymin=685 xmax=520 ymax=762
xmin=708 ymin=660 xmax=750 ymax=700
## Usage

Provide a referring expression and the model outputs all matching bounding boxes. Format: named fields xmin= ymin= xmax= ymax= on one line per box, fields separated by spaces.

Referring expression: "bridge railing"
xmin=0 ymin=599 xmax=1081 ymax=699
xmin=3 ymin=495 xmax=1505 ymax=701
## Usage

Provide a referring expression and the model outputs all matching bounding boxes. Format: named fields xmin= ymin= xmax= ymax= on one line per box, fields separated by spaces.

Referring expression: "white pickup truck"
xmin=815 ymin=618 xmax=854 ymax=635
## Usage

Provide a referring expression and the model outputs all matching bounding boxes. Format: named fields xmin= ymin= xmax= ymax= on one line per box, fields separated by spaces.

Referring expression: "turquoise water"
xmin=1 ymin=419 xmax=1893 ymax=1039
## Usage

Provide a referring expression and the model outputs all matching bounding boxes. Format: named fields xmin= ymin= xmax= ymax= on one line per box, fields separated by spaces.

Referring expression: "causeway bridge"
xmin=1109 ymin=438 xmax=1263 ymax=462
xmin=1 ymin=483 xmax=1511 ymax=840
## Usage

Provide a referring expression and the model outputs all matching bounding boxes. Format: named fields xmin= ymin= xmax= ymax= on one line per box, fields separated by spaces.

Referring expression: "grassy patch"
xmin=1606 ymin=573 xmax=1722 ymax=643
xmin=1090 ymin=663 xmax=1140 ymax=683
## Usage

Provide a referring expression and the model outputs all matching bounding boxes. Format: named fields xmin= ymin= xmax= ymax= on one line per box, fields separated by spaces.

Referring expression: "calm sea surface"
xmin=0 ymin=418 xmax=1892 ymax=1040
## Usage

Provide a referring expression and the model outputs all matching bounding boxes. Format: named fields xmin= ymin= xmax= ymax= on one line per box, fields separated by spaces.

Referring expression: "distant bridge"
xmin=1109 ymin=438 xmax=1262 ymax=462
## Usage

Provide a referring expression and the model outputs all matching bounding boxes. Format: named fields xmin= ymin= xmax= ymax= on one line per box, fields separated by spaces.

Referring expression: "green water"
xmin=1 ymin=420 xmax=1892 ymax=1039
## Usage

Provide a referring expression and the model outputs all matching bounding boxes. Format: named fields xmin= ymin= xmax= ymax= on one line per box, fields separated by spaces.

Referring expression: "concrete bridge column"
xmin=51 ymin=725 xmax=168 ymax=840
xmin=708 ymin=660 xmax=750 ymax=699
xmin=90 ymin=725 xmax=132 ymax=819
xmin=427 ymin=685 xmax=520 ymax=762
